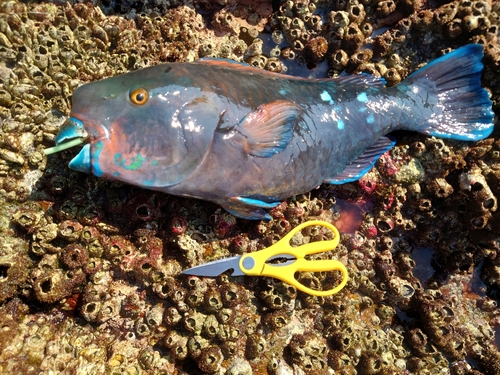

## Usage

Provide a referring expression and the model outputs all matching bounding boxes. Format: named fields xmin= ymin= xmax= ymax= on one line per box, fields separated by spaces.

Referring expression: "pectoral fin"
xmin=324 ymin=136 xmax=395 ymax=184
xmin=234 ymin=100 xmax=300 ymax=158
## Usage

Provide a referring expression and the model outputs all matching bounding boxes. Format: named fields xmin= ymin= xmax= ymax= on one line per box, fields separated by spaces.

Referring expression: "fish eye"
xmin=129 ymin=88 xmax=149 ymax=105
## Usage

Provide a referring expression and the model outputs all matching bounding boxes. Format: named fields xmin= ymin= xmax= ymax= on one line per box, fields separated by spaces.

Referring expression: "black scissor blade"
xmin=181 ymin=256 xmax=244 ymax=277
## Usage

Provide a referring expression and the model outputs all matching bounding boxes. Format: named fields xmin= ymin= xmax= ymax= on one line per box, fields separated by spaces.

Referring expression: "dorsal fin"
xmin=198 ymin=58 xmax=252 ymax=68
xmin=333 ymin=73 xmax=386 ymax=87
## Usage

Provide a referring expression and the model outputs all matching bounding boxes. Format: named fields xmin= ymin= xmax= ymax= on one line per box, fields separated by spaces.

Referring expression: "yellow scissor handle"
xmin=239 ymin=220 xmax=348 ymax=296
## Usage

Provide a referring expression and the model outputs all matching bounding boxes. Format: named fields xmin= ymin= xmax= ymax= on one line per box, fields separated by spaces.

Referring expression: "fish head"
xmin=51 ymin=64 xmax=222 ymax=188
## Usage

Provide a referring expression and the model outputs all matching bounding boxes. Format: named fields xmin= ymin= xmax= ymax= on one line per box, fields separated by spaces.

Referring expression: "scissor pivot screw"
xmin=242 ymin=257 xmax=255 ymax=270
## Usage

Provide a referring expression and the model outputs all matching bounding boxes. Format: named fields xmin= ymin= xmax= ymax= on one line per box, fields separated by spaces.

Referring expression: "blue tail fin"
xmin=405 ymin=44 xmax=494 ymax=141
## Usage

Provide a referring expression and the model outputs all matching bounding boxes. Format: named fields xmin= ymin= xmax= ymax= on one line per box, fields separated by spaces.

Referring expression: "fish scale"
xmin=45 ymin=45 xmax=495 ymax=220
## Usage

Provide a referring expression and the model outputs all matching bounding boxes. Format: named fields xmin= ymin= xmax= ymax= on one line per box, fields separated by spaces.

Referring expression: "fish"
xmin=45 ymin=44 xmax=494 ymax=220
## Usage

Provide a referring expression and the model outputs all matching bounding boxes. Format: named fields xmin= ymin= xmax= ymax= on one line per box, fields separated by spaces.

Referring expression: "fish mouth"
xmin=44 ymin=116 xmax=92 ymax=173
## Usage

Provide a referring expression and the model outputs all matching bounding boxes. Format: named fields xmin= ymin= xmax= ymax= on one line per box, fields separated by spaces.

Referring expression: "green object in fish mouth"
xmin=44 ymin=138 xmax=86 ymax=155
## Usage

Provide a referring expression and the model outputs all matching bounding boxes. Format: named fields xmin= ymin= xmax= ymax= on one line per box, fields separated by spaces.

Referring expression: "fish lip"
xmin=53 ymin=116 xmax=93 ymax=173
xmin=44 ymin=116 xmax=90 ymax=156
xmin=68 ymin=143 xmax=92 ymax=173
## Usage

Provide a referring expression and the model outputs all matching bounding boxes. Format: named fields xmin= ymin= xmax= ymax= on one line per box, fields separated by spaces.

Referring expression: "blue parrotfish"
xmin=45 ymin=44 xmax=494 ymax=220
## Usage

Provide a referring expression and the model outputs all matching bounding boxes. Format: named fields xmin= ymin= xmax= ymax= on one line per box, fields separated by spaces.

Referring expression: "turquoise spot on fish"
xmin=320 ymin=90 xmax=334 ymax=105
xmin=367 ymin=113 xmax=375 ymax=124
xmin=114 ymin=153 xmax=146 ymax=171
xmin=357 ymin=92 xmax=369 ymax=103
xmin=320 ymin=90 xmax=331 ymax=101
xmin=337 ymin=118 xmax=345 ymax=130
xmin=113 ymin=171 xmax=120 ymax=177
xmin=151 ymin=160 xmax=159 ymax=166
xmin=279 ymin=89 xmax=287 ymax=95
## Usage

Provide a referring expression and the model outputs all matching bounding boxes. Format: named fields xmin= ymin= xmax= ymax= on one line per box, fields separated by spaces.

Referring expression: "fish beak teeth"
xmin=44 ymin=117 xmax=89 ymax=156
xmin=68 ymin=144 xmax=91 ymax=173
xmin=44 ymin=116 xmax=92 ymax=173
xmin=55 ymin=117 xmax=88 ymax=145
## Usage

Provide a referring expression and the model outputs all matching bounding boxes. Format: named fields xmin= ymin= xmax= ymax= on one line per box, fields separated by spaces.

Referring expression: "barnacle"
xmin=342 ymin=25 xmax=364 ymax=53
xmin=163 ymin=306 xmax=181 ymax=327
xmin=216 ymin=307 xmax=235 ymax=325
xmin=384 ymin=67 xmax=402 ymax=86
xmin=280 ymin=47 xmax=296 ymax=60
xmin=376 ymin=217 xmax=394 ymax=233
xmin=265 ymin=57 xmax=284 ymax=73
xmin=187 ymin=335 xmax=209 ymax=359
xmin=135 ymin=318 xmax=151 ymax=337
xmin=12 ymin=205 xmax=43 ymax=231
xmin=349 ymin=49 xmax=373 ymax=70
xmin=201 ymin=314 xmax=218 ymax=339
xmin=83 ymin=257 xmax=103 ymax=275
xmin=329 ymin=49 xmax=349 ymax=70
xmin=262 ymin=310 xmax=290 ymax=330
xmin=186 ymin=287 xmax=204 ymax=308
xmin=93 ymin=297 xmax=118 ymax=323
xmin=435 ymin=2 xmax=458 ymax=25
xmin=245 ymin=332 xmax=267 ymax=360
xmin=102 ymin=237 xmax=132 ymax=265
xmin=59 ymin=244 xmax=89 ymax=269
xmin=133 ymin=256 xmax=160 ymax=282
xmin=246 ymin=54 xmax=267 ymax=69
xmin=33 ymin=222 xmax=58 ymax=243
xmin=213 ymin=321 xmax=235 ymax=341
xmin=210 ymin=210 xmax=237 ymax=239
xmin=166 ymin=332 xmax=189 ymax=360
xmin=328 ymin=11 xmax=350 ymax=30
xmin=32 ymin=266 xmax=85 ymax=303
xmin=196 ymin=346 xmax=223 ymax=373
xmin=183 ymin=310 xmax=206 ymax=334
xmin=145 ymin=303 xmax=164 ymax=329
xmin=377 ymin=0 xmax=397 ymax=17
xmin=328 ymin=350 xmax=355 ymax=371
xmin=288 ymin=332 xmax=329 ymax=372
xmin=171 ymin=216 xmax=187 ymax=235
xmin=348 ymin=4 xmax=366 ymax=24
xmin=57 ymin=220 xmax=83 ymax=242
xmin=358 ymin=354 xmax=384 ymax=374
xmin=303 ymin=36 xmax=328 ymax=63
xmin=427 ymin=177 xmax=454 ymax=198
xmin=0 ymin=254 xmax=30 ymax=303
xmin=459 ymin=169 xmax=497 ymax=212
xmin=219 ymin=282 xmax=246 ymax=307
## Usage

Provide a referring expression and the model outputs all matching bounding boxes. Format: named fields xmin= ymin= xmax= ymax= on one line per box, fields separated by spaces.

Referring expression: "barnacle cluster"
xmin=0 ymin=0 xmax=499 ymax=374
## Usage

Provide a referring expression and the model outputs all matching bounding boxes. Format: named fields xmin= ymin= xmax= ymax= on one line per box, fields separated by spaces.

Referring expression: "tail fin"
xmin=405 ymin=44 xmax=494 ymax=141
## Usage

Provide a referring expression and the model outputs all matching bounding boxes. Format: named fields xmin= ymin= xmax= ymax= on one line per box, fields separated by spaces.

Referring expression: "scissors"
xmin=182 ymin=220 xmax=348 ymax=296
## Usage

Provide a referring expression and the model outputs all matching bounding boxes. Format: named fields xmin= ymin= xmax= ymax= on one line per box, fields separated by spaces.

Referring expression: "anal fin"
xmin=324 ymin=136 xmax=395 ymax=184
